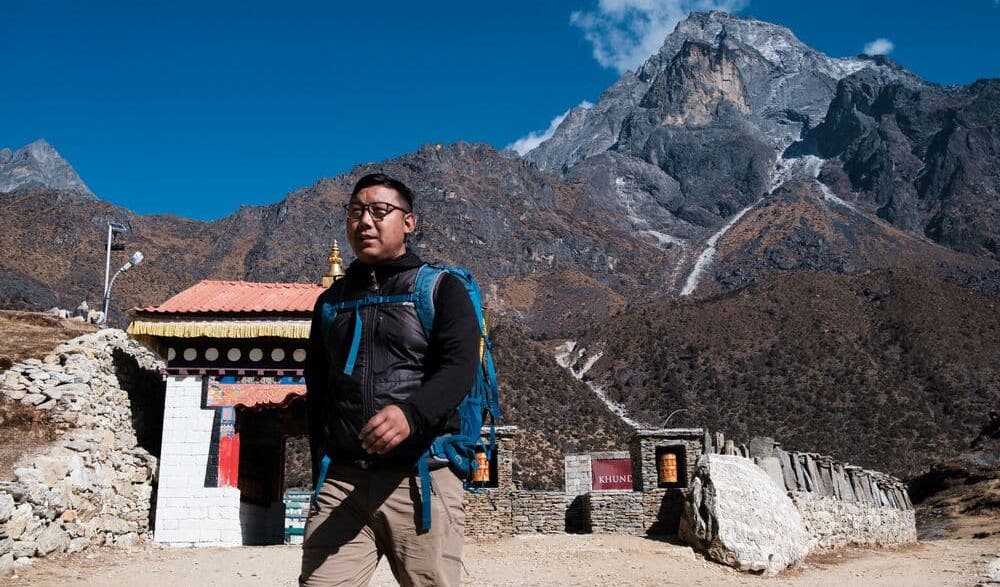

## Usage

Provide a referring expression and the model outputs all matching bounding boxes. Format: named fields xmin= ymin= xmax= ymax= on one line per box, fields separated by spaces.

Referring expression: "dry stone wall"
xmin=512 ymin=491 xmax=568 ymax=534
xmin=584 ymin=491 xmax=644 ymax=534
xmin=0 ymin=330 xmax=163 ymax=575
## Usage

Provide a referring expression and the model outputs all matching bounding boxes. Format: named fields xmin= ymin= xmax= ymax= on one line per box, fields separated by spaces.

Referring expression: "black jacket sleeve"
xmin=304 ymin=291 xmax=329 ymax=487
xmin=397 ymin=274 xmax=480 ymax=437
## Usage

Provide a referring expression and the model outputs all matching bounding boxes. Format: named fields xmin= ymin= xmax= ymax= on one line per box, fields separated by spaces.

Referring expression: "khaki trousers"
xmin=299 ymin=464 xmax=465 ymax=587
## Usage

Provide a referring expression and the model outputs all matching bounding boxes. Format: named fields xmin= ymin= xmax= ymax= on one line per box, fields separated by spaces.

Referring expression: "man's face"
xmin=346 ymin=185 xmax=416 ymax=264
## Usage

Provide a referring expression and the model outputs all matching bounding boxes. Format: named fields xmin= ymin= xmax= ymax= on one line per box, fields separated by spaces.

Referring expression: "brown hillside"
xmin=489 ymin=317 xmax=631 ymax=489
xmin=578 ymin=269 xmax=1000 ymax=479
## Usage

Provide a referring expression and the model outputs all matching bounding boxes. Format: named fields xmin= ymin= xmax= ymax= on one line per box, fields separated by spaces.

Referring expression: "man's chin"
xmin=355 ymin=247 xmax=388 ymax=264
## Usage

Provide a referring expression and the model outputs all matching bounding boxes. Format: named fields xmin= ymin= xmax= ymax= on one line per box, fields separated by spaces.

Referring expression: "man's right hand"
xmin=359 ymin=405 xmax=411 ymax=455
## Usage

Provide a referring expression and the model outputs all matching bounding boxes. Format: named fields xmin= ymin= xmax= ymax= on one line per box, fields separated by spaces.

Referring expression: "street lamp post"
xmin=101 ymin=251 xmax=144 ymax=325
xmin=662 ymin=408 xmax=688 ymax=428
xmin=102 ymin=221 xmax=128 ymax=314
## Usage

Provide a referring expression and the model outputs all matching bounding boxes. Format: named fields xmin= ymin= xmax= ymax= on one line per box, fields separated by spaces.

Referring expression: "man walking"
xmin=301 ymin=173 xmax=479 ymax=586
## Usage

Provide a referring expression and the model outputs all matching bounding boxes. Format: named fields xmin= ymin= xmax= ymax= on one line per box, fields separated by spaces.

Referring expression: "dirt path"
xmin=7 ymin=535 xmax=999 ymax=587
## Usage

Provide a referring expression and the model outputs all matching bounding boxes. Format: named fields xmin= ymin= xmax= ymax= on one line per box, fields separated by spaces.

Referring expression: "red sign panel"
xmin=591 ymin=459 xmax=633 ymax=490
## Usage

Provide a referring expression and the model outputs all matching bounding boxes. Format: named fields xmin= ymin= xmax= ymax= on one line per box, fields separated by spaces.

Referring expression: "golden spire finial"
xmin=322 ymin=240 xmax=346 ymax=287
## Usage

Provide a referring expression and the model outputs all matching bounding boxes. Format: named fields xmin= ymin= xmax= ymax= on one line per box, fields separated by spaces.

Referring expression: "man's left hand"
xmin=359 ymin=405 xmax=411 ymax=455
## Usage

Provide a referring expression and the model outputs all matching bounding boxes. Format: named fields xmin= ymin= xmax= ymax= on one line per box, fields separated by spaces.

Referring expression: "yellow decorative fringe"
xmin=127 ymin=319 xmax=311 ymax=340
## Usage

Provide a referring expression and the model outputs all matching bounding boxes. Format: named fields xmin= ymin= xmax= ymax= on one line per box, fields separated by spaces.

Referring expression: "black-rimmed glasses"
xmin=343 ymin=201 xmax=411 ymax=220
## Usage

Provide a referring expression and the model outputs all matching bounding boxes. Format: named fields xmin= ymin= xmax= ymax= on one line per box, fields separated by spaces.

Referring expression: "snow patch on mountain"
xmin=679 ymin=201 xmax=760 ymax=297
xmin=555 ymin=341 xmax=644 ymax=429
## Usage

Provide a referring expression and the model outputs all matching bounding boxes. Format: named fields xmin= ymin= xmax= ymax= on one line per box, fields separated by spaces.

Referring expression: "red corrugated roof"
xmin=135 ymin=280 xmax=325 ymax=315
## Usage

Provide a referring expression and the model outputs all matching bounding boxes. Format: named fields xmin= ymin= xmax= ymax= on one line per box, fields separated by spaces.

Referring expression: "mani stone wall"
xmin=0 ymin=330 xmax=163 ymax=576
xmin=702 ymin=433 xmax=916 ymax=549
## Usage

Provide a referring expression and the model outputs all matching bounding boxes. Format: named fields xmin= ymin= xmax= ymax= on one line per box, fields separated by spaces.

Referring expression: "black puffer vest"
xmin=322 ymin=261 xmax=446 ymax=468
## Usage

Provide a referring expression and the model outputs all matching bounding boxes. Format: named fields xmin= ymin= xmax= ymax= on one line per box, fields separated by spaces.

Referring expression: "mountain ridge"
xmin=0 ymin=139 xmax=95 ymax=198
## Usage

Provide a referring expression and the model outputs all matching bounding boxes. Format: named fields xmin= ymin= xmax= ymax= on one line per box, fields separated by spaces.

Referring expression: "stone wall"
xmin=565 ymin=450 xmax=630 ymax=496
xmin=563 ymin=454 xmax=592 ymax=496
xmin=630 ymin=429 xmax=705 ymax=491
xmin=641 ymin=489 xmax=687 ymax=535
xmin=0 ymin=330 xmax=163 ymax=575
xmin=584 ymin=491 xmax=644 ymax=534
xmin=791 ymin=492 xmax=917 ymax=549
xmin=465 ymin=490 xmax=514 ymax=540
xmin=512 ymin=491 xmax=568 ymax=534
xmin=464 ymin=427 xmax=519 ymax=540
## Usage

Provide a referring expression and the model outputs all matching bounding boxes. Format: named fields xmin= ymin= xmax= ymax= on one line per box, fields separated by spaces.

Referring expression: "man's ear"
xmin=403 ymin=212 xmax=416 ymax=235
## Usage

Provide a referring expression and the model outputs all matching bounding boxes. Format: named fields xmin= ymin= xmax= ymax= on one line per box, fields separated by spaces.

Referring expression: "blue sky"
xmin=2 ymin=0 xmax=998 ymax=220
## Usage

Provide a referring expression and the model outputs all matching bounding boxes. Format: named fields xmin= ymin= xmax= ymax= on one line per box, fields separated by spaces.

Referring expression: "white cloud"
xmin=507 ymin=102 xmax=594 ymax=155
xmin=571 ymin=0 xmax=749 ymax=74
xmin=863 ymin=37 xmax=894 ymax=56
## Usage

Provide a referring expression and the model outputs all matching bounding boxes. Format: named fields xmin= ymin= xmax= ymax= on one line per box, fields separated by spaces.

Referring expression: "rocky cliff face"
xmin=0 ymin=140 xmax=94 ymax=198
xmin=800 ymin=67 xmax=1000 ymax=260
xmin=526 ymin=12 xmax=866 ymax=174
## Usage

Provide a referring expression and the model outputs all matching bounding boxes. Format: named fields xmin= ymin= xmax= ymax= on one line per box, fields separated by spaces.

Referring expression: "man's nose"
xmin=356 ymin=207 xmax=375 ymax=228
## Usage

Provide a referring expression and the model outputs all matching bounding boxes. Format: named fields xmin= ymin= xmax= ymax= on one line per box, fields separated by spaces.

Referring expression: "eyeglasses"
xmin=343 ymin=201 xmax=411 ymax=221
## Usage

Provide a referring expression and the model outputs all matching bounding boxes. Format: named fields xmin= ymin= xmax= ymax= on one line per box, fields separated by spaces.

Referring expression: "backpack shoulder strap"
xmin=412 ymin=264 xmax=447 ymax=337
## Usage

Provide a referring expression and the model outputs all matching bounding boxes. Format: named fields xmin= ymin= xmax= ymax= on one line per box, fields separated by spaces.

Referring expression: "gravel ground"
xmin=6 ymin=534 xmax=1000 ymax=587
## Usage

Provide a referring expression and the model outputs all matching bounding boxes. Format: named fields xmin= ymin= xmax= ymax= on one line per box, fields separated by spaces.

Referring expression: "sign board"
xmin=591 ymin=458 xmax=633 ymax=490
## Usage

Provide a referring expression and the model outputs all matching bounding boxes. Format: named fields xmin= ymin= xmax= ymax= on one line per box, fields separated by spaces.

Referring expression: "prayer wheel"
xmin=472 ymin=450 xmax=490 ymax=483
xmin=658 ymin=452 xmax=678 ymax=485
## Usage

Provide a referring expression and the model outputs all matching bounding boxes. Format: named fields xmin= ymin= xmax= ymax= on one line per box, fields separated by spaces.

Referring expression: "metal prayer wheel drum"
xmin=472 ymin=449 xmax=490 ymax=483
xmin=658 ymin=452 xmax=678 ymax=485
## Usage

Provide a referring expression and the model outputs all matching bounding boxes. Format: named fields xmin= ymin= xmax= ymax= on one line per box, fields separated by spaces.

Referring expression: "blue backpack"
xmin=316 ymin=263 xmax=501 ymax=531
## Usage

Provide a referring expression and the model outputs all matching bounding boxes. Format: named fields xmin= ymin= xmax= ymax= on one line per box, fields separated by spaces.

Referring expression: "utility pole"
xmin=101 ymin=251 xmax=144 ymax=325
xmin=101 ymin=221 xmax=129 ymax=325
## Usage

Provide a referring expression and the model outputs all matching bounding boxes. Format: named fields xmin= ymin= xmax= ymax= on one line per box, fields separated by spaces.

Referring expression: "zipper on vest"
xmin=363 ymin=264 xmax=379 ymax=420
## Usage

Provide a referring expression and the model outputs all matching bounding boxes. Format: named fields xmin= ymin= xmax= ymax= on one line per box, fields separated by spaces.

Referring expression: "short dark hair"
xmin=350 ymin=173 xmax=414 ymax=210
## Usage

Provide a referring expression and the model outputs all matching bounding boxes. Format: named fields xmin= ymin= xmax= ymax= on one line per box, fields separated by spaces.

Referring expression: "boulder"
xmin=20 ymin=393 xmax=46 ymax=406
xmin=33 ymin=457 xmax=70 ymax=486
xmin=679 ymin=454 xmax=810 ymax=575
xmin=3 ymin=387 xmax=26 ymax=401
xmin=0 ymin=494 xmax=14 ymax=523
xmin=0 ymin=552 xmax=13 ymax=576
xmin=11 ymin=540 xmax=34 ymax=558
xmin=114 ymin=532 xmax=139 ymax=549
xmin=5 ymin=504 xmax=33 ymax=539
xmin=67 ymin=537 xmax=90 ymax=554
xmin=34 ymin=524 xmax=70 ymax=557
xmin=756 ymin=456 xmax=786 ymax=491
xmin=75 ymin=301 xmax=89 ymax=319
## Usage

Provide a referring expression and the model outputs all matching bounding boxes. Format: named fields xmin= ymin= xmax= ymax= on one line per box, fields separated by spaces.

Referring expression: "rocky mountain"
xmin=0 ymin=139 xmax=94 ymax=198
xmin=525 ymin=11 xmax=999 ymax=296
xmin=1 ymin=12 xmax=998 ymax=487
xmin=799 ymin=67 xmax=1000 ymax=259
